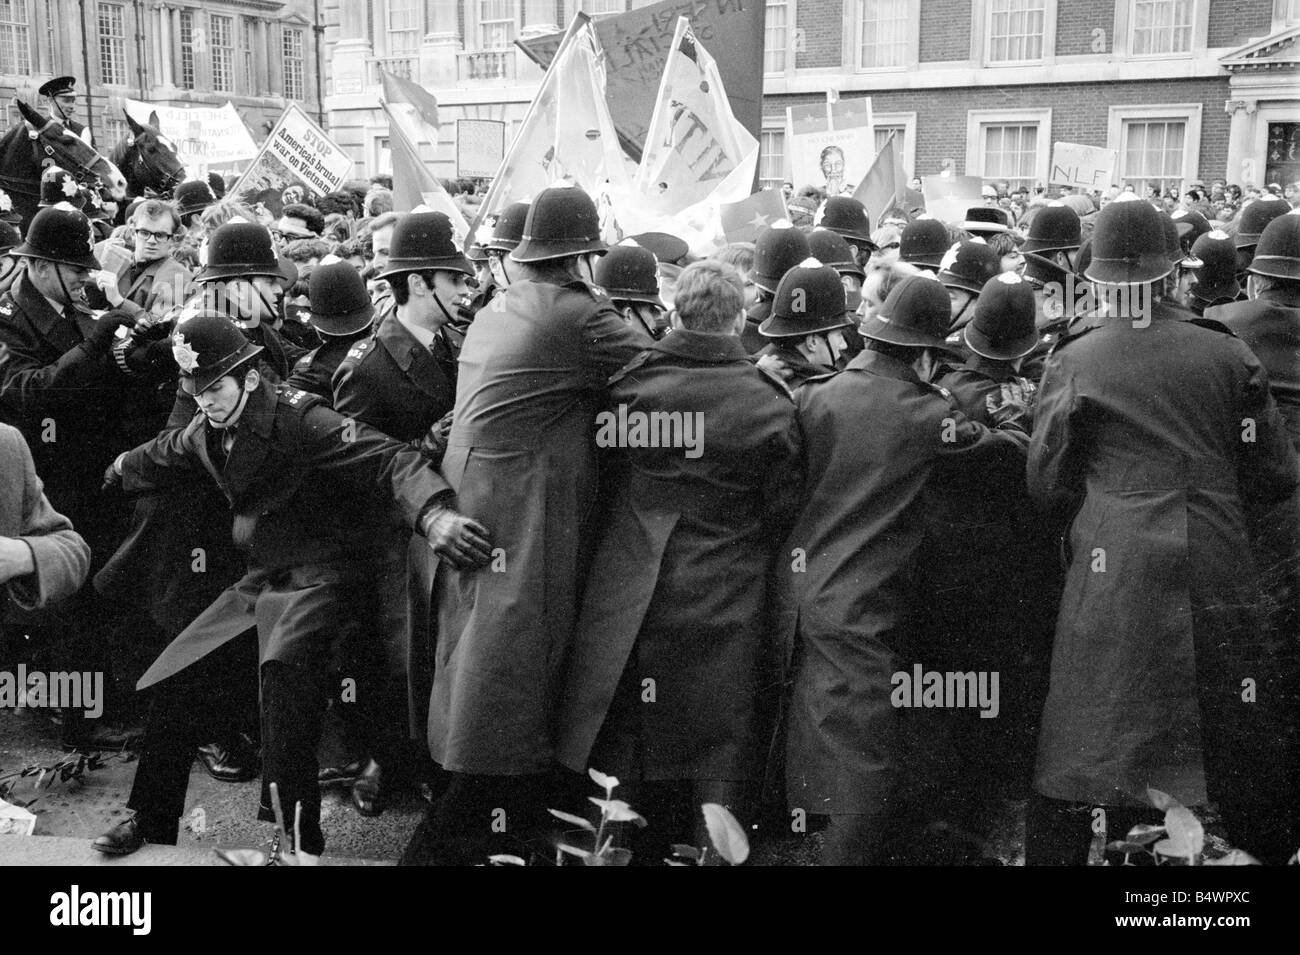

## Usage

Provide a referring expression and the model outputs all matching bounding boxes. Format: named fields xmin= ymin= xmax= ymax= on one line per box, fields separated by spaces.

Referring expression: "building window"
xmin=283 ymin=27 xmax=305 ymax=101
xmin=981 ymin=124 xmax=1039 ymax=189
xmin=1130 ymin=0 xmax=1193 ymax=56
xmin=1275 ymin=0 xmax=1300 ymax=26
xmin=179 ymin=10 xmax=195 ymax=89
xmin=101 ymin=116 xmax=127 ymax=147
xmin=875 ymin=124 xmax=905 ymax=157
xmin=856 ymin=0 xmax=910 ymax=69
xmin=97 ymin=2 xmax=127 ymax=86
xmin=210 ymin=14 xmax=234 ymax=92
xmin=581 ymin=0 xmax=624 ymax=13
xmin=44 ymin=0 xmax=56 ymax=69
xmin=759 ymin=128 xmax=786 ymax=190
xmin=478 ymin=0 xmax=517 ymax=50
xmin=988 ymin=0 xmax=1045 ymax=63
xmin=387 ymin=0 xmax=421 ymax=56
xmin=765 ymin=1 xmax=788 ymax=74
xmin=0 ymin=0 xmax=31 ymax=76
xmin=242 ymin=18 xmax=254 ymax=93
xmin=1120 ymin=118 xmax=1186 ymax=194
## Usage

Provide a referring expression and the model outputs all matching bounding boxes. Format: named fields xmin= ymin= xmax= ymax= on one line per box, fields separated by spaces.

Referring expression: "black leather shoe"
xmin=351 ymin=758 xmax=385 ymax=817
xmin=197 ymin=737 xmax=259 ymax=783
xmin=62 ymin=721 xmax=145 ymax=753
xmin=93 ymin=816 xmax=147 ymax=856
xmin=318 ymin=757 xmax=365 ymax=787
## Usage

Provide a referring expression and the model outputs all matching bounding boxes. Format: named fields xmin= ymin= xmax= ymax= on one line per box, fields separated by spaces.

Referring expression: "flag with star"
xmin=719 ymin=189 xmax=790 ymax=245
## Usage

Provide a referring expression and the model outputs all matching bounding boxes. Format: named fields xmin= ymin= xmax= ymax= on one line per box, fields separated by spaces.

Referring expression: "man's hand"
xmin=987 ymin=380 xmax=1033 ymax=429
xmin=756 ymin=353 xmax=795 ymax=383
xmin=101 ymin=456 xmax=124 ymax=493
xmin=93 ymin=270 xmax=125 ymax=308
xmin=85 ymin=311 xmax=136 ymax=352
xmin=421 ymin=503 xmax=493 ymax=570
xmin=0 ymin=536 xmax=35 ymax=586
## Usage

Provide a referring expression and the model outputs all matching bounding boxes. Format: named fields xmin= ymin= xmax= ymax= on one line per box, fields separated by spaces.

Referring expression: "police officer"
xmin=899 ymin=216 xmax=951 ymax=272
xmin=594 ymin=241 xmax=668 ymax=343
xmin=755 ymin=259 xmax=853 ymax=389
xmin=819 ymin=196 xmax=877 ymax=269
xmin=1235 ymin=196 xmax=1292 ymax=281
xmin=38 ymin=76 xmax=94 ymax=147
xmin=1020 ymin=202 xmax=1082 ymax=274
xmin=285 ymin=260 xmax=376 ymax=399
xmin=93 ymin=313 xmax=491 ymax=861
xmin=36 ymin=167 xmax=86 ymax=211
xmin=938 ymin=240 xmax=1001 ymax=343
xmin=330 ymin=211 xmax=473 ymax=815
xmin=1186 ymin=230 xmax=1243 ymax=315
xmin=482 ymin=202 xmax=530 ymax=300
xmin=742 ymin=223 xmax=810 ymax=354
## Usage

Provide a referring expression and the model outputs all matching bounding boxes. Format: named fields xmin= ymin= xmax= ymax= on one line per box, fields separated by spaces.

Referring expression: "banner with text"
xmin=456 ymin=120 xmax=507 ymax=179
xmin=230 ymin=104 xmax=352 ymax=220
xmin=1050 ymin=141 xmax=1118 ymax=191
xmin=123 ymin=99 xmax=259 ymax=171
xmin=787 ymin=98 xmax=874 ymax=197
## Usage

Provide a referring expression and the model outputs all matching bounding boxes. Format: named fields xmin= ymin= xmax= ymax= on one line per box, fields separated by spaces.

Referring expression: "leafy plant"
xmin=0 ymin=751 xmax=129 ymax=810
xmin=1104 ymin=788 xmax=1259 ymax=866
xmin=550 ymin=768 xmax=645 ymax=866
xmin=665 ymin=803 xmax=751 ymax=866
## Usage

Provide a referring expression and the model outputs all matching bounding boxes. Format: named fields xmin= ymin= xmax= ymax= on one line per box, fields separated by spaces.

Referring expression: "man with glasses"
xmin=38 ymin=76 xmax=94 ymax=147
xmin=272 ymin=204 xmax=325 ymax=250
xmin=95 ymin=200 xmax=191 ymax=323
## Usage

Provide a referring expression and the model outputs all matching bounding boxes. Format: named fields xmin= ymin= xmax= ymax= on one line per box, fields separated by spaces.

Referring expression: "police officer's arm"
xmin=932 ymin=386 xmax=1031 ymax=471
xmin=581 ymin=301 xmax=653 ymax=386
xmin=1234 ymin=344 xmax=1300 ymax=513
xmin=329 ymin=355 xmax=384 ymax=424
xmin=114 ymin=421 xmax=203 ymax=494
xmin=298 ymin=404 xmax=493 ymax=568
xmin=0 ymin=315 xmax=134 ymax=418
xmin=1025 ymin=355 xmax=1087 ymax=513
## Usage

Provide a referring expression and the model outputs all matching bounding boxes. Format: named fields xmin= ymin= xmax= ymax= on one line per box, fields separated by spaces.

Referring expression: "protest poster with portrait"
xmin=787 ymin=98 xmax=874 ymax=197
xmin=230 ymin=104 xmax=351 ymax=221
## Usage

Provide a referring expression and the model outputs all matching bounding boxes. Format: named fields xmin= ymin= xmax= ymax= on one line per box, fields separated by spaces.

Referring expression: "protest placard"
xmin=787 ymin=98 xmax=874 ymax=198
xmin=230 ymin=104 xmax=351 ymax=220
xmin=922 ymin=174 xmax=986 ymax=227
xmin=123 ymin=99 xmax=258 ymax=172
xmin=456 ymin=120 xmax=506 ymax=179
xmin=1050 ymin=142 xmax=1119 ymax=191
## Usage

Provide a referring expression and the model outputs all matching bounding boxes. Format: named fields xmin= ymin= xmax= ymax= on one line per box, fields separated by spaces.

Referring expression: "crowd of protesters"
xmin=1 ymin=147 xmax=1298 ymax=867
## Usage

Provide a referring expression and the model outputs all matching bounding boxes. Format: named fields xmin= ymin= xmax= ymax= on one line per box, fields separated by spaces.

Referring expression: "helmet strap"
xmin=207 ymin=370 xmax=255 ymax=429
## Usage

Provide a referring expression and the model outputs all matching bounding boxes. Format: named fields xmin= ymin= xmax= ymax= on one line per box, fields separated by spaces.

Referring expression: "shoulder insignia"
xmin=0 ymin=302 xmax=12 ymax=316
xmin=925 ymin=382 xmax=955 ymax=401
xmin=565 ymin=279 xmax=610 ymax=302
xmin=281 ymin=387 xmax=308 ymax=406
xmin=344 ymin=339 xmax=373 ymax=363
xmin=292 ymin=351 xmax=314 ymax=372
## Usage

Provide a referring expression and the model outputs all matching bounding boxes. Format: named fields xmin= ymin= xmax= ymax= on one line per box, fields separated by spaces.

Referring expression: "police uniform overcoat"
xmin=119 ymin=379 xmax=451 ymax=688
xmin=429 ymin=272 xmax=645 ymax=775
xmin=1208 ymin=291 xmax=1300 ymax=443
xmin=781 ymin=349 xmax=1029 ymax=814
xmin=1027 ymin=304 xmax=1299 ymax=810
xmin=555 ymin=329 xmax=802 ymax=780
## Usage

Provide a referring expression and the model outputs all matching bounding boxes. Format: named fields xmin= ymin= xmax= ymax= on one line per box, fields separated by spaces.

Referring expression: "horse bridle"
xmin=127 ymin=137 xmax=183 ymax=196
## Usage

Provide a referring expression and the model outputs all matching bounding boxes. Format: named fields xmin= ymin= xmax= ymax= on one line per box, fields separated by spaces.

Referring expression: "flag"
xmin=922 ymin=174 xmax=985 ymax=226
xmin=382 ymin=101 xmax=470 ymax=244
xmin=473 ymin=14 xmax=631 ymax=239
xmin=853 ymin=133 xmax=907 ymax=227
xmin=517 ymin=0 xmax=765 ymax=161
xmin=381 ymin=70 xmax=440 ymax=134
xmin=631 ymin=17 xmax=758 ymax=218
xmin=719 ymin=189 xmax=790 ymax=245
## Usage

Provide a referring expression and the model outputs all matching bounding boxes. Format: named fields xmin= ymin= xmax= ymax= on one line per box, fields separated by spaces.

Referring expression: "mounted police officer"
xmin=38 ymin=76 xmax=94 ymax=147
xmin=93 ymin=312 xmax=490 ymax=862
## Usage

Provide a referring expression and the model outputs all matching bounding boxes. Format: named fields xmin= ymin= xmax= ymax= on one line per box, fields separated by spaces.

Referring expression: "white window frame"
xmin=580 ymin=0 xmax=624 ymax=15
xmin=849 ymin=0 xmax=917 ymax=73
xmin=1114 ymin=0 xmax=1206 ymax=61
xmin=474 ymin=0 xmax=520 ymax=52
xmin=759 ymin=122 xmax=788 ymax=190
xmin=210 ymin=12 xmax=235 ymax=93
xmin=1275 ymin=0 xmax=1300 ymax=29
xmin=873 ymin=111 xmax=917 ymax=183
xmin=386 ymin=0 xmax=422 ymax=56
xmin=764 ymin=0 xmax=792 ymax=77
xmin=1107 ymin=103 xmax=1202 ymax=193
xmin=0 ymin=0 xmax=32 ymax=77
xmin=283 ymin=27 xmax=306 ymax=101
xmin=97 ymin=1 xmax=127 ymax=87
xmin=965 ymin=107 xmax=1052 ymax=188
xmin=977 ymin=0 xmax=1055 ymax=67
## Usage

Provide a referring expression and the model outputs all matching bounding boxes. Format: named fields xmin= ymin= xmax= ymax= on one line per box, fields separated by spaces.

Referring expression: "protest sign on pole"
xmin=229 ymin=104 xmax=351 ymax=221
xmin=787 ymin=97 xmax=874 ymax=197
xmin=517 ymin=0 xmax=766 ymax=161
xmin=456 ymin=120 xmax=506 ymax=179
xmin=123 ymin=99 xmax=258 ymax=174
xmin=1050 ymin=141 xmax=1119 ymax=191
xmin=922 ymin=174 xmax=986 ymax=227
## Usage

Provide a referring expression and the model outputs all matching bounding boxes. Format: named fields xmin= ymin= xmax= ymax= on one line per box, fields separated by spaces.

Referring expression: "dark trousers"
xmin=127 ymin=636 xmax=330 ymax=855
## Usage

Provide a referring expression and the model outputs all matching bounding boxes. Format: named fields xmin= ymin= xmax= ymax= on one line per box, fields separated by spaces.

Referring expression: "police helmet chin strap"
xmin=208 ymin=375 xmax=255 ymax=430
xmin=232 ymin=283 xmax=280 ymax=329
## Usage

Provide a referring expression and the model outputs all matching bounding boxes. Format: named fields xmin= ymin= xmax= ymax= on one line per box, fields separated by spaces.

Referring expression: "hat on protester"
xmin=380 ymin=211 xmax=474 ymax=279
xmin=807 ymin=228 xmax=867 ymax=280
xmin=1189 ymin=230 xmax=1241 ymax=303
xmin=1246 ymin=214 xmax=1300 ymax=281
xmin=938 ymin=240 xmax=1001 ymax=295
xmin=174 ymin=179 xmax=218 ymax=218
xmin=959 ymin=206 xmax=1012 ymax=235
xmin=12 ymin=206 xmax=100 ymax=270
xmin=819 ymin=196 xmax=876 ymax=249
xmin=171 ymin=312 xmax=264 ymax=397
xmin=38 ymin=76 xmax=78 ymax=98
xmin=511 ymin=185 xmax=608 ymax=262
xmin=1020 ymin=202 xmax=1081 ymax=254
xmin=1160 ymin=213 xmax=1199 ymax=268
xmin=1084 ymin=200 xmax=1173 ymax=285
xmin=964 ymin=272 xmax=1039 ymax=361
xmin=484 ymin=202 xmax=530 ymax=254
xmin=900 ymin=217 xmax=951 ymax=271
xmin=1171 ymin=209 xmax=1211 ymax=253
xmin=858 ymin=274 xmax=954 ymax=350
xmin=1235 ymin=197 xmax=1291 ymax=249
xmin=594 ymin=242 xmax=666 ymax=308
xmin=38 ymin=167 xmax=84 ymax=209
xmin=760 ymin=259 xmax=854 ymax=339
xmin=307 ymin=260 xmax=376 ymax=336
xmin=750 ymin=222 xmax=811 ymax=294
xmin=628 ymin=231 xmax=690 ymax=266
xmin=194 ymin=222 xmax=297 ymax=285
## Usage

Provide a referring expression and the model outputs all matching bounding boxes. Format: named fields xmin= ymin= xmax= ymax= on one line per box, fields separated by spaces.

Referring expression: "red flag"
xmin=382 ymin=101 xmax=469 ymax=243
xmin=381 ymin=70 xmax=440 ymax=132
xmin=719 ymin=190 xmax=789 ymax=245
xmin=853 ymin=133 xmax=906 ymax=227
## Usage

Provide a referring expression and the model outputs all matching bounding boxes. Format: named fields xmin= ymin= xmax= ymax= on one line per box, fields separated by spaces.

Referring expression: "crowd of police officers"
xmin=0 ymin=157 xmax=1298 ymax=865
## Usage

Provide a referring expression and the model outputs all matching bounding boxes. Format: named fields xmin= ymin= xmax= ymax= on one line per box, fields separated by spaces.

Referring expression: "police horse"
xmin=108 ymin=110 xmax=186 ymax=201
xmin=0 ymin=99 xmax=128 ymax=231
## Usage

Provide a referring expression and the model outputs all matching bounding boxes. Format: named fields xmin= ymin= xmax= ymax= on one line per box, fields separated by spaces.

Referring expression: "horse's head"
xmin=16 ymin=98 xmax=128 ymax=201
xmin=124 ymin=110 xmax=186 ymax=195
